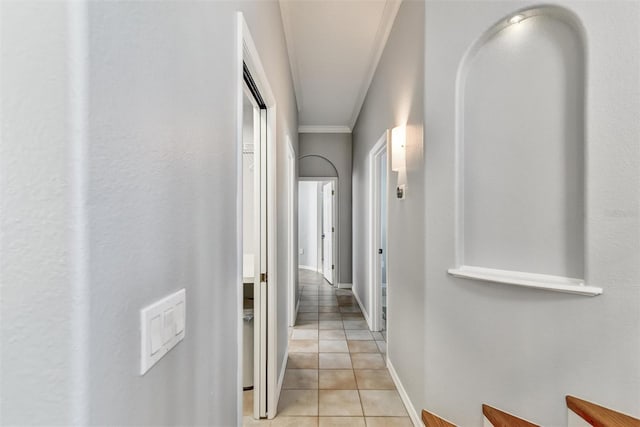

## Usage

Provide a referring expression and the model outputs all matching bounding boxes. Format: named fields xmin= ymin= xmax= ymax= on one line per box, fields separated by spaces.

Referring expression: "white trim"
xmin=349 ymin=0 xmax=403 ymax=129
xmin=298 ymin=125 xmax=352 ymax=134
xmin=337 ymin=282 xmax=352 ymax=289
xmin=448 ymin=266 xmax=603 ymax=297
xmin=286 ymin=139 xmax=296 ymax=328
xmin=351 ymin=284 xmax=371 ymax=327
xmin=274 ymin=347 xmax=289 ymax=420
xmin=387 ymin=359 xmax=421 ymax=427
xmin=299 ymin=265 xmax=321 ymax=273
xmin=369 ymin=132 xmax=389 ymax=332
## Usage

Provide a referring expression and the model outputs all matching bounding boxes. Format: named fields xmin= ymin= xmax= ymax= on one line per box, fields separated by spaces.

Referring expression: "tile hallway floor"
xmin=243 ymin=270 xmax=411 ymax=427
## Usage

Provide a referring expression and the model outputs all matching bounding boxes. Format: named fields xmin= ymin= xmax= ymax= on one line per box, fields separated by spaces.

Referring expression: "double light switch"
xmin=140 ymin=289 xmax=186 ymax=375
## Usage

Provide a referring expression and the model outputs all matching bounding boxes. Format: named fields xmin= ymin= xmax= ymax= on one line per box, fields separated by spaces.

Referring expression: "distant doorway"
xmin=298 ymin=178 xmax=338 ymax=286
xmin=370 ymin=132 xmax=388 ymax=335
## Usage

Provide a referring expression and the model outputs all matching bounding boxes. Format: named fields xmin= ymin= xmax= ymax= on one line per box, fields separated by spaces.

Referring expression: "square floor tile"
xmin=318 ymin=306 xmax=340 ymax=313
xmin=347 ymin=341 xmax=380 ymax=353
xmin=283 ymin=369 xmax=318 ymax=389
xmin=319 ymin=313 xmax=342 ymax=320
xmin=376 ymin=341 xmax=387 ymax=354
xmin=289 ymin=340 xmax=318 ymax=353
xmin=354 ymin=370 xmax=395 ymax=389
xmin=359 ymin=390 xmax=407 ymax=416
xmin=278 ymin=389 xmax=318 ymax=416
xmin=339 ymin=306 xmax=361 ymax=313
xmin=342 ymin=320 xmax=369 ymax=330
xmin=288 ymin=353 xmax=318 ymax=369
xmin=365 ymin=417 xmax=413 ymax=427
xmin=318 ymin=390 xmax=363 ymax=416
xmin=295 ymin=320 xmax=319 ymax=330
xmin=371 ymin=332 xmax=384 ymax=341
xmin=319 ymin=340 xmax=348 ymax=353
xmin=319 ymin=369 xmax=356 ymax=390
xmin=319 ymin=329 xmax=345 ymax=340
xmin=341 ymin=313 xmax=365 ymax=319
xmin=346 ymin=330 xmax=373 ymax=341
xmin=319 ymin=417 xmax=365 ymax=427
xmin=319 ymin=353 xmax=352 ymax=369
xmin=292 ymin=329 xmax=318 ymax=340
xmin=298 ymin=312 xmax=319 ymax=321
xmin=271 ymin=417 xmax=318 ymax=427
xmin=319 ymin=320 xmax=344 ymax=330
xmin=350 ymin=353 xmax=385 ymax=369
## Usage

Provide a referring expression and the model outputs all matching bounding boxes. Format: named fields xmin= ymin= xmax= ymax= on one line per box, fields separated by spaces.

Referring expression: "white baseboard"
xmin=272 ymin=347 xmax=289 ymax=419
xmin=299 ymin=265 xmax=320 ymax=272
xmin=387 ymin=358 xmax=421 ymax=427
xmin=351 ymin=285 xmax=371 ymax=328
xmin=337 ymin=282 xmax=352 ymax=289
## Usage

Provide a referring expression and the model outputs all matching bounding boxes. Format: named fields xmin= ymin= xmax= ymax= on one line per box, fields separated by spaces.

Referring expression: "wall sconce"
xmin=391 ymin=125 xmax=406 ymax=199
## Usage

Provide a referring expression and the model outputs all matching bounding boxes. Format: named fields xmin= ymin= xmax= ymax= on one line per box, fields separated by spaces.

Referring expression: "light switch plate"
xmin=140 ymin=288 xmax=186 ymax=375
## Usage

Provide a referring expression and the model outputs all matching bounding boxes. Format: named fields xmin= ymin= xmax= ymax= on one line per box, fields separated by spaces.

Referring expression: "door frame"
xmin=368 ymin=131 xmax=389 ymax=332
xmin=236 ymin=12 xmax=279 ymax=422
xmin=298 ymin=177 xmax=339 ymax=286
xmin=286 ymin=139 xmax=297 ymax=327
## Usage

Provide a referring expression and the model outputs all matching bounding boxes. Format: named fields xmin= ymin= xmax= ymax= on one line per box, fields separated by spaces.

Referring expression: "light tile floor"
xmin=243 ymin=270 xmax=411 ymax=427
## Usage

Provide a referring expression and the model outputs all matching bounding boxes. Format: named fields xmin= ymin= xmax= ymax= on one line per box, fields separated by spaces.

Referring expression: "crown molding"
xmin=349 ymin=0 xmax=403 ymax=129
xmin=298 ymin=125 xmax=352 ymax=134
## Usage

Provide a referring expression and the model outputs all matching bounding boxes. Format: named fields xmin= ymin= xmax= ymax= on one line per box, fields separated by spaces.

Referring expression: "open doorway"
xmin=298 ymin=178 xmax=338 ymax=286
xmin=238 ymin=13 xmax=279 ymax=422
xmin=370 ymin=132 xmax=388 ymax=337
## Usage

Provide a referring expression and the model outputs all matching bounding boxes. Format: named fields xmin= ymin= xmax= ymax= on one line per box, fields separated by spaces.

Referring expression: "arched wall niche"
xmin=449 ymin=6 xmax=602 ymax=296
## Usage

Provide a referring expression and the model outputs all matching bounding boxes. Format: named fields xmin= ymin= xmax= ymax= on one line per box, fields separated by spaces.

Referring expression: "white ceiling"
xmin=279 ymin=0 xmax=402 ymax=132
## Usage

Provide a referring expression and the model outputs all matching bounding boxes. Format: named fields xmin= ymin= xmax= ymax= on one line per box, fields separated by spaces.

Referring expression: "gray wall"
xmin=355 ymin=1 xmax=640 ymax=426
xmin=1 ymin=1 xmax=298 ymax=425
xmin=299 ymin=133 xmax=352 ymax=284
xmin=351 ymin=0 xmax=426 ymax=417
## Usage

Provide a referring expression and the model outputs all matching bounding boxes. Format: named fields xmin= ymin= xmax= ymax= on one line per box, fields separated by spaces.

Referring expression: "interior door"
xmin=255 ymin=106 xmax=268 ymax=418
xmin=322 ymin=182 xmax=334 ymax=284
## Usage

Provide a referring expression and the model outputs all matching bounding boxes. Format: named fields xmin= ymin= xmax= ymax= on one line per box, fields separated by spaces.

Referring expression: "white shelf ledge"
xmin=448 ymin=265 xmax=602 ymax=296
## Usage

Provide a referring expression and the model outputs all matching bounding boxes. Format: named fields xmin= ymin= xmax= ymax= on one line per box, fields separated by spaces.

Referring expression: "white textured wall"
xmin=298 ymin=182 xmax=319 ymax=270
xmin=1 ymin=1 xmax=297 ymax=425
xmin=1 ymin=2 xmax=82 ymax=424
xmin=354 ymin=0 xmax=640 ymax=425
xmin=351 ymin=0 xmax=425 ymax=415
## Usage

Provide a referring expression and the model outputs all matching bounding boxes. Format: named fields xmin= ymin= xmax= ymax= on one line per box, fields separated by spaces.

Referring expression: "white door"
xmin=322 ymin=182 xmax=334 ymax=284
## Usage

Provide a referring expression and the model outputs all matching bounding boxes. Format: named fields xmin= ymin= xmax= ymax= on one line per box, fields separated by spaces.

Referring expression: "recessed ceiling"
xmin=280 ymin=0 xmax=402 ymax=132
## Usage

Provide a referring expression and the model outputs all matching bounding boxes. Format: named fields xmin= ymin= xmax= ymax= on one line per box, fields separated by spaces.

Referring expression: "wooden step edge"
xmin=421 ymin=409 xmax=457 ymax=427
xmin=482 ymin=404 xmax=540 ymax=427
xmin=566 ymin=395 xmax=640 ymax=427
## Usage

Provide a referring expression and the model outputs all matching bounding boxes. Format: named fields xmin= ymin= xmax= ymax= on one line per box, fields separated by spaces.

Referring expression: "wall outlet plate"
xmin=140 ymin=288 xmax=186 ymax=375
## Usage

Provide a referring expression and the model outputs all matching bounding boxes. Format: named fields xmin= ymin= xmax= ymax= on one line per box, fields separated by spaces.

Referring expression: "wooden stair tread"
xmin=482 ymin=404 xmax=540 ymax=427
xmin=422 ymin=409 xmax=456 ymax=427
xmin=566 ymin=395 xmax=640 ymax=427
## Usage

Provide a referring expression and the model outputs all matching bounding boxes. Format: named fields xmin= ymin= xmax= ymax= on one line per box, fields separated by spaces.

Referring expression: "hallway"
xmin=243 ymin=270 xmax=410 ymax=426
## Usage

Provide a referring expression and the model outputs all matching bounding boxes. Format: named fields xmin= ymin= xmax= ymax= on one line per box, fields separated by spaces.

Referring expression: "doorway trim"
xmin=237 ymin=12 xmax=279 ymax=422
xmin=298 ymin=177 xmax=339 ymax=287
xmin=286 ymin=138 xmax=297 ymax=327
xmin=368 ymin=131 xmax=389 ymax=333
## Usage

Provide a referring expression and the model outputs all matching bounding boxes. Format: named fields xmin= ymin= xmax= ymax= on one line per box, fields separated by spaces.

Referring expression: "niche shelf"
xmin=449 ymin=6 xmax=601 ymax=297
